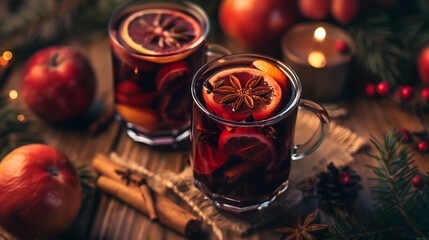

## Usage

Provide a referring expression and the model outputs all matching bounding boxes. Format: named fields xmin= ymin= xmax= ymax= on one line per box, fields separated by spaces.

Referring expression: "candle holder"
xmin=281 ymin=22 xmax=355 ymax=102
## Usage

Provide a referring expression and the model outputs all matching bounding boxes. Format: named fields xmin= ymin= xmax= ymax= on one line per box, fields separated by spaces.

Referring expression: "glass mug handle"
xmin=291 ymin=99 xmax=330 ymax=160
xmin=206 ymin=43 xmax=232 ymax=59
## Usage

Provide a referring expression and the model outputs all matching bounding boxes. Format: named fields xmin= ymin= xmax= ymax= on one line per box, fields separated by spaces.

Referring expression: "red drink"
xmin=109 ymin=1 xmax=209 ymax=146
xmin=191 ymin=55 xmax=300 ymax=213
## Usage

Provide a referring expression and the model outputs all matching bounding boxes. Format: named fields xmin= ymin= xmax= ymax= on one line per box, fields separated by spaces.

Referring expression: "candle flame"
xmin=308 ymin=51 xmax=326 ymax=68
xmin=314 ymin=27 xmax=326 ymax=42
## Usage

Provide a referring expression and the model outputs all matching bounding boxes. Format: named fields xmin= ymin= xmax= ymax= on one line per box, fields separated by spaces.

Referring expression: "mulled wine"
xmin=191 ymin=54 xmax=329 ymax=213
xmin=109 ymin=1 xmax=209 ymax=145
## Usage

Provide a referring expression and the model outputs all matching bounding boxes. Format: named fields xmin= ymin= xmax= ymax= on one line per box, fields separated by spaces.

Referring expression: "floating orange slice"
xmin=202 ymin=67 xmax=282 ymax=121
xmin=119 ymin=9 xmax=202 ymax=56
xmin=218 ymin=127 xmax=276 ymax=163
xmin=252 ymin=60 xmax=287 ymax=91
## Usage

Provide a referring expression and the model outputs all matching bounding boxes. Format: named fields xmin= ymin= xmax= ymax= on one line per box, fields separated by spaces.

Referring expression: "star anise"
xmin=138 ymin=13 xmax=195 ymax=49
xmin=115 ymin=169 xmax=134 ymax=186
xmin=206 ymin=79 xmax=224 ymax=94
xmin=276 ymin=210 xmax=327 ymax=240
xmin=213 ymin=74 xmax=272 ymax=112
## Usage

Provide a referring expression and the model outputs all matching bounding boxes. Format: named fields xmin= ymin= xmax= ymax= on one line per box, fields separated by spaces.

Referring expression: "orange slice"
xmin=202 ymin=67 xmax=282 ymax=121
xmin=252 ymin=60 xmax=287 ymax=91
xmin=116 ymin=104 xmax=158 ymax=130
xmin=119 ymin=9 xmax=202 ymax=56
xmin=218 ymin=127 xmax=276 ymax=163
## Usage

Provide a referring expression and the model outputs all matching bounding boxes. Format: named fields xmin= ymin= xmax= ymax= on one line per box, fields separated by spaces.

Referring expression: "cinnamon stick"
xmin=93 ymin=154 xmax=158 ymax=220
xmin=92 ymin=154 xmax=201 ymax=237
xmin=92 ymin=153 xmax=140 ymax=183
xmin=137 ymin=178 xmax=158 ymax=221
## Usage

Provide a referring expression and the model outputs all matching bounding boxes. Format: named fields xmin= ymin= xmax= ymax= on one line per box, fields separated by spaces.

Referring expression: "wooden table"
xmin=1 ymin=34 xmax=428 ymax=240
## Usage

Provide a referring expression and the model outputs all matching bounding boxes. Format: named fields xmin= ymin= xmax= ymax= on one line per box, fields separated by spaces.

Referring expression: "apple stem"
xmin=51 ymin=52 xmax=60 ymax=67
xmin=48 ymin=167 xmax=59 ymax=177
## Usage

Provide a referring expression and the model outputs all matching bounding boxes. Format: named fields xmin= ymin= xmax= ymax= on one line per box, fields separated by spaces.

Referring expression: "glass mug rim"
xmin=108 ymin=0 xmax=210 ymax=58
xmin=191 ymin=53 xmax=303 ymax=127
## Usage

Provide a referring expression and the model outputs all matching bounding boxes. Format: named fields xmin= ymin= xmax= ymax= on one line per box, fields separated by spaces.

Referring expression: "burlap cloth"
xmin=109 ymin=110 xmax=367 ymax=239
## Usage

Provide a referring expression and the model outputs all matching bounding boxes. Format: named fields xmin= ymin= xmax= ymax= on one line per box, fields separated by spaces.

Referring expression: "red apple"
xmin=219 ymin=0 xmax=297 ymax=50
xmin=0 ymin=144 xmax=82 ymax=239
xmin=331 ymin=0 xmax=360 ymax=24
xmin=418 ymin=44 xmax=429 ymax=86
xmin=22 ymin=46 xmax=96 ymax=122
xmin=298 ymin=0 xmax=330 ymax=20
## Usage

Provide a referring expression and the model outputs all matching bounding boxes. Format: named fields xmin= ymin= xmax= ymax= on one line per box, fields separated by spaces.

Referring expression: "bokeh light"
xmin=3 ymin=51 xmax=12 ymax=61
xmin=9 ymin=90 xmax=18 ymax=100
xmin=0 ymin=57 xmax=8 ymax=66
xmin=17 ymin=114 xmax=25 ymax=122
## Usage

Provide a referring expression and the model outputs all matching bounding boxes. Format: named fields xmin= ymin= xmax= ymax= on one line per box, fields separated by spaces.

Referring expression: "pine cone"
xmin=316 ymin=162 xmax=361 ymax=207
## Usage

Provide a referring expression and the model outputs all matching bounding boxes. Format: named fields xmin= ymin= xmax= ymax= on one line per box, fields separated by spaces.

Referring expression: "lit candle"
xmin=308 ymin=27 xmax=327 ymax=68
xmin=281 ymin=22 xmax=355 ymax=101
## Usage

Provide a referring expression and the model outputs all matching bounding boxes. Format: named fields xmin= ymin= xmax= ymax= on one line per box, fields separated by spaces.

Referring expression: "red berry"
xmin=365 ymin=83 xmax=376 ymax=97
xmin=421 ymin=88 xmax=429 ymax=101
xmin=377 ymin=82 xmax=390 ymax=96
xmin=335 ymin=40 xmax=349 ymax=54
xmin=418 ymin=141 xmax=429 ymax=152
xmin=338 ymin=171 xmax=351 ymax=185
xmin=398 ymin=129 xmax=412 ymax=143
xmin=400 ymin=86 xmax=414 ymax=100
xmin=412 ymin=175 xmax=425 ymax=188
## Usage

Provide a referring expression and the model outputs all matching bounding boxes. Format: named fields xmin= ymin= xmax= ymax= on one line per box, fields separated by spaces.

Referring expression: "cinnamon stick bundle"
xmin=92 ymin=154 xmax=201 ymax=238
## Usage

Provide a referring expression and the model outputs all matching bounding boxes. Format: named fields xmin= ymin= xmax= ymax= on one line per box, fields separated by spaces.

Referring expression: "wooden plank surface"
xmin=1 ymin=34 xmax=428 ymax=240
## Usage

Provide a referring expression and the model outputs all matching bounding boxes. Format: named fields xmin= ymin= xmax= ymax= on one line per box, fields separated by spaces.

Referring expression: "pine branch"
xmin=1 ymin=0 xmax=89 ymax=51
xmin=347 ymin=10 xmax=414 ymax=87
xmin=326 ymin=207 xmax=408 ymax=239
xmin=346 ymin=1 xmax=429 ymax=87
xmin=367 ymin=128 xmax=425 ymax=237
xmin=414 ymin=175 xmax=429 ymax=232
xmin=325 ymin=127 xmax=429 ymax=239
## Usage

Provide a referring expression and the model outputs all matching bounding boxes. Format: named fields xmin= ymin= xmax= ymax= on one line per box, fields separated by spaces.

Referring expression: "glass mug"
xmin=191 ymin=54 xmax=330 ymax=214
xmin=108 ymin=0 xmax=229 ymax=146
